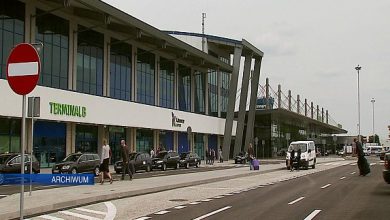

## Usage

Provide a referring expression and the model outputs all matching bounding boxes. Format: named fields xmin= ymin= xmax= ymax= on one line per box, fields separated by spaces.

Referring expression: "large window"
xmin=159 ymin=130 xmax=174 ymax=151
xmin=208 ymin=69 xmax=218 ymax=116
xmin=110 ymin=39 xmax=132 ymax=101
xmin=0 ymin=118 xmax=20 ymax=153
xmin=220 ymin=72 xmax=230 ymax=118
xmin=75 ymin=125 xmax=98 ymax=153
xmin=159 ymin=58 xmax=175 ymax=109
xmin=178 ymin=65 xmax=191 ymax=112
xmin=194 ymin=133 xmax=204 ymax=159
xmin=36 ymin=10 xmax=69 ymax=89
xmin=136 ymin=129 xmax=154 ymax=153
xmin=77 ymin=26 xmax=104 ymax=96
xmin=194 ymin=71 xmax=205 ymax=114
xmin=137 ymin=49 xmax=155 ymax=105
xmin=0 ymin=0 xmax=24 ymax=79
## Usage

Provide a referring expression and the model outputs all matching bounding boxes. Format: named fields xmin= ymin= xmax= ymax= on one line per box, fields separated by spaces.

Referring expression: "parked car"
xmin=383 ymin=152 xmax=390 ymax=184
xmin=0 ymin=153 xmax=40 ymax=174
xmin=179 ymin=152 xmax=201 ymax=169
xmin=52 ymin=153 xmax=100 ymax=176
xmin=152 ymin=151 xmax=180 ymax=171
xmin=234 ymin=152 xmax=248 ymax=164
xmin=379 ymin=150 xmax=390 ymax=161
xmin=114 ymin=152 xmax=152 ymax=173
xmin=276 ymin=148 xmax=287 ymax=156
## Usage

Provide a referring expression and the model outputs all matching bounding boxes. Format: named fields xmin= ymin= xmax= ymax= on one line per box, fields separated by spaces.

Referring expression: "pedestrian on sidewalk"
xmin=355 ymin=137 xmax=370 ymax=176
xmin=120 ymin=139 xmax=132 ymax=181
xmin=150 ymin=148 xmax=155 ymax=158
xmin=205 ymin=149 xmax=209 ymax=165
xmin=211 ymin=149 xmax=215 ymax=165
xmin=219 ymin=146 xmax=223 ymax=163
xmin=248 ymin=143 xmax=254 ymax=170
xmin=99 ymin=139 xmax=113 ymax=184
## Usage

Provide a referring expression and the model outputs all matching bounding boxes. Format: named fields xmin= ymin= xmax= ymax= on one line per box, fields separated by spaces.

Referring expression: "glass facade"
xmin=178 ymin=65 xmax=191 ymax=112
xmin=109 ymin=126 xmax=126 ymax=164
xmin=36 ymin=10 xmax=69 ymax=90
xmin=136 ymin=129 xmax=153 ymax=153
xmin=159 ymin=130 xmax=174 ymax=151
xmin=0 ymin=0 xmax=24 ymax=79
xmin=194 ymin=71 xmax=205 ymax=114
xmin=220 ymin=72 xmax=230 ymax=118
xmin=0 ymin=118 xmax=20 ymax=153
xmin=208 ymin=69 xmax=218 ymax=117
xmin=194 ymin=133 xmax=204 ymax=159
xmin=77 ymin=26 xmax=104 ymax=96
xmin=159 ymin=58 xmax=175 ymax=109
xmin=137 ymin=49 xmax=155 ymax=105
xmin=208 ymin=134 xmax=218 ymax=152
xmin=178 ymin=132 xmax=189 ymax=154
xmin=75 ymin=125 xmax=98 ymax=153
xmin=33 ymin=121 xmax=66 ymax=168
xmin=110 ymin=39 xmax=132 ymax=101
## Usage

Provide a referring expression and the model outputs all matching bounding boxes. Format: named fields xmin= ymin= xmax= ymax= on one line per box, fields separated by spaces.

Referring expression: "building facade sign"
xmin=49 ymin=102 xmax=87 ymax=118
xmin=172 ymin=112 xmax=185 ymax=127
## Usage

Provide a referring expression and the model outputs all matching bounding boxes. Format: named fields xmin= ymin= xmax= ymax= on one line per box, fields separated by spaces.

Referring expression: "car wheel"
xmin=70 ymin=168 xmax=77 ymax=174
xmin=94 ymin=167 xmax=100 ymax=176
xmin=196 ymin=162 xmax=199 ymax=168
xmin=162 ymin=163 xmax=167 ymax=171
xmin=146 ymin=165 xmax=151 ymax=172
xmin=312 ymin=163 xmax=316 ymax=169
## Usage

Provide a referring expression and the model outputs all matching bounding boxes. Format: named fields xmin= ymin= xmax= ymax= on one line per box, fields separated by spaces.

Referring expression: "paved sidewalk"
xmin=0 ymin=157 xmax=344 ymax=219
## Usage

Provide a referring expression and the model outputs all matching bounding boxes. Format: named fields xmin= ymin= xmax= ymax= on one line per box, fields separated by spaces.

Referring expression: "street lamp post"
xmin=371 ymin=98 xmax=375 ymax=143
xmin=355 ymin=65 xmax=362 ymax=142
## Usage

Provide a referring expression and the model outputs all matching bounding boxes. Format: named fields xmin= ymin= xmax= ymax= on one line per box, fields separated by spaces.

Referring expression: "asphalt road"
xmin=0 ymin=165 xmax=238 ymax=197
xmin=150 ymin=157 xmax=388 ymax=220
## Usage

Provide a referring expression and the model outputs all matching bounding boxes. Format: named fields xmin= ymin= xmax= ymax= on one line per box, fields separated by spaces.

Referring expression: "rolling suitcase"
xmin=252 ymin=159 xmax=260 ymax=170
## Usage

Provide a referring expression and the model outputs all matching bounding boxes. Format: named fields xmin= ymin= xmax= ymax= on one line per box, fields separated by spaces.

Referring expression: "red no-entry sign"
xmin=6 ymin=43 xmax=40 ymax=95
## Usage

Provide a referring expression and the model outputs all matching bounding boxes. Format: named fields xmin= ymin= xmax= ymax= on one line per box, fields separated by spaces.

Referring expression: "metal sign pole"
xmin=29 ymin=97 xmax=34 ymax=196
xmin=20 ymin=95 xmax=26 ymax=220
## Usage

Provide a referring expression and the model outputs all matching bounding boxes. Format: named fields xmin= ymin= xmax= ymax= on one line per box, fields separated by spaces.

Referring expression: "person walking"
xmin=248 ymin=143 xmax=254 ymax=170
xmin=205 ymin=149 xmax=209 ymax=165
xmin=211 ymin=149 xmax=215 ymax=165
xmin=355 ymin=137 xmax=370 ymax=176
xmin=120 ymin=139 xmax=132 ymax=181
xmin=150 ymin=148 xmax=155 ymax=158
xmin=99 ymin=139 xmax=113 ymax=184
xmin=219 ymin=146 xmax=223 ymax=163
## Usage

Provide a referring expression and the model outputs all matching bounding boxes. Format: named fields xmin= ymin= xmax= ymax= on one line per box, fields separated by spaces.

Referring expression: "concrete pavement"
xmin=0 ymin=157 xmax=345 ymax=219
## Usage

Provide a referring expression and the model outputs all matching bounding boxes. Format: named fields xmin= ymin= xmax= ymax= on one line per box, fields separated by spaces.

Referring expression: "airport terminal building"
xmin=0 ymin=0 xmax=257 ymax=167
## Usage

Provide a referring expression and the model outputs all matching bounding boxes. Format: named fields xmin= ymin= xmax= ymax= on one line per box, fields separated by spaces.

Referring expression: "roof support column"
xmin=265 ymin=78 xmax=270 ymax=110
xmin=305 ymin=99 xmax=308 ymax=117
xmin=244 ymin=57 xmax=262 ymax=152
xmin=311 ymin=102 xmax=314 ymax=119
xmin=326 ymin=110 xmax=329 ymax=124
xmin=278 ymin=85 xmax=282 ymax=109
xmin=317 ymin=105 xmax=320 ymax=120
xmin=222 ymin=46 xmax=242 ymax=160
xmin=322 ymin=107 xmax=324 ymax=123
xmin=288 ymin=90 xmax=292 ymax=111
xmin=234 ymin=53 xmax=253 ymax=156
xmin=297 ymin=95 xmax=300 ymax=114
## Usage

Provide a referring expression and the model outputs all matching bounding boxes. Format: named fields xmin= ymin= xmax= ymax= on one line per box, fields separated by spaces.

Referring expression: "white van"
xmin=286 ymin=141 xmax=316 ymax=170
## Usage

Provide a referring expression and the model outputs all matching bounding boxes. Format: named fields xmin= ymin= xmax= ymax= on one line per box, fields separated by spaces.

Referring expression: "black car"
xmin=152 ymin=151 xmax=180 ymax=171
xmin=234 ymin=152 xmax=248 ymax=164
xmin=52 ymin=153 xmax=101 ymax=176
xmin=179 ymin=152 xmax=201 ymax=169
xmin=383 ymin=152 xmax=390 ymax=184
xmin=114 ymin=152 xmax=152 ymax=173
xmin=0 ymin=153 xmax=40 ymax=174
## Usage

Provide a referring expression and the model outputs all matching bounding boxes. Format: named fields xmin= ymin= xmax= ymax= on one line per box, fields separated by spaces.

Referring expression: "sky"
xmin=103 ymin=0 xmax=390 ymax=143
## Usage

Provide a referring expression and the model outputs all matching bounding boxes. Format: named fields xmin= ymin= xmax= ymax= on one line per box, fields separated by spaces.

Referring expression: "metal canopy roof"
xmin=38 ymin=0 xmax=233 ymax=72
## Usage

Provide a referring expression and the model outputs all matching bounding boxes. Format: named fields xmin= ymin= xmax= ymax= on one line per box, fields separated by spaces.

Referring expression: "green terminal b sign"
xmin=49 ymin=102 xmax=86 ymax=118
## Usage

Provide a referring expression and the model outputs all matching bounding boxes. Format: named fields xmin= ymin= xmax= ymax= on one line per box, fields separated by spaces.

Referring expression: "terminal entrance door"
xmin=109 ymin=127 xmax=125 ymax=164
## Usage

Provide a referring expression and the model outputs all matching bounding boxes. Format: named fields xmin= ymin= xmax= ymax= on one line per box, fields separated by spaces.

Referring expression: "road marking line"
xmin=154 ymin=210 xmax=170 ymax=215
xmin=174 ymin=206 xmax=186 ymax=209
xmin=288 ymin=197 xmax=305 ymax=205
xmin=350 ymin=163 xmax=357 ymax=166
xmin=192 ymin=206 xmax=232 ymax=220
xmin=224 ymin=193 xmax=233 ymax=196
xmin=213 ymin=196 xmax=224 ymax=199
xmin=189 ymin=202 xmax=201 ymax=205
xmin=104 ymin=202 xmax=116 ymax=220
xmin=39 ymin=215 xmax=64 ymax=220
xmin=350 ymin=172 xmax=356 ymax=175
xmin=59 ymin=211 xmax=102 ymax=220
xmin=321 ymin=184 xmax=331 ymax=189
xmin=340 ymin=177 xmax=346 ymax=180
xmin=370 ymin=163 xmax=376 ymax=166
xmin=133 ymin=217 xmax=151 ymax=220
xmin=201 ymin=199 xmax=213 ymax=202
xmin=75 ymin=208 xmax=106 ymax=215
xmin=0 ymin=195 xmax=8 ymax=197
xmin=304 ymin=210 xmax=322 ymax=220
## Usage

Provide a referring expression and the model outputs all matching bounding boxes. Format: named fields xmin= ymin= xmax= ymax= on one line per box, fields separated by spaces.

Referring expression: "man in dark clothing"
xmin=355 ymin=138 xmax=370 ymax=176
xmin=296 ymin=149 xmax=301 ymax=170
xmin=120 ymin=139 xmax=132 ymax=180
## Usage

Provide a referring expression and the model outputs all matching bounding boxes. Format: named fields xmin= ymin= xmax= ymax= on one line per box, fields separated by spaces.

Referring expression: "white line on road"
xmin=59 ymin=211 xmax=102 ymax=220
xmin=0 ymin=194 xmax=7 ymax=197
xmin=189 ymin=202 xmax=201 ymax=205
xmin=321 ymin=184 xmax=331 ymax=189
xmin=154 ymin=210 xmax=170 ymax=215
xmin=174 ymin=206 xmax=186 ymax=209
xmin=350 ymin=172 xmax=356 ymax=175
xmin=370 ymin=163 xmax=376 ymax=166
xmin=213 ymin=196 xmax=224 ymax=199
xmin=201 ymin=199 xmax=213 ymax=202
xmin=133 ymin=217 xmax=151 ymax=220
xmin=350 ymin=163 xmax=357 ymax=166
xmin=39 ymin=215 xmax=64 ymax=220
xmin=288 ymin=197 xmax=305 ymax=205
xmin=304 ymin=210 xmax=322 ymax=220
xmin=192 ymin=206 xmax=232 ymax=220
xmin=104 ymin=202 xmax=117 ymax=220
xmin=75 ymin=208 xmax=106 ymax=215
xmin=224 ymin=193 xmax=233 ymax=196
xmin=340 ymin=177 xmax=346 ymax=180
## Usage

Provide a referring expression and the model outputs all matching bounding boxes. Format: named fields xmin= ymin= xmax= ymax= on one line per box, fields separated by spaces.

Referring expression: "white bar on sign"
xmin=8 ymin=62 xmax=39 ymax=76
